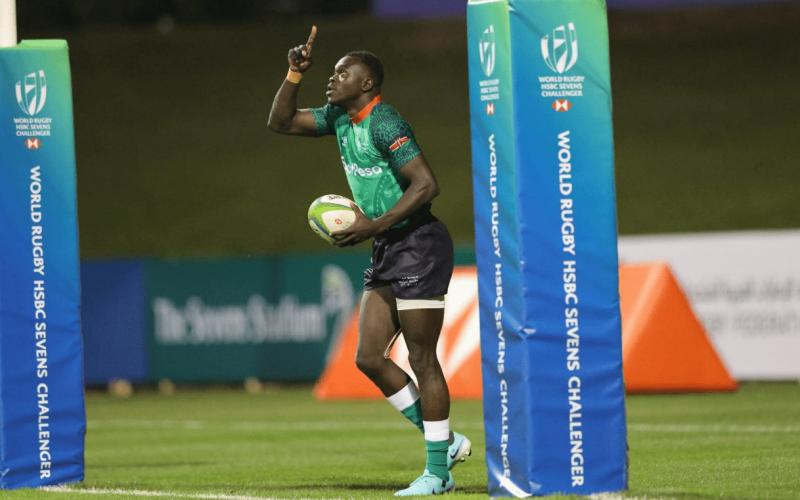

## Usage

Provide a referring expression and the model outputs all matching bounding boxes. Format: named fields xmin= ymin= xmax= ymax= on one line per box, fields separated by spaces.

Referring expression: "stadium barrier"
xmin=314 ymin=265 xmax=738 ymax=399
xmin=619 ymin=230 xmax=800 ymax=380
xmin=81 ymin=255 xmax=367 ymax=384
xmin=144 ymin=255 xmax=362 ymax=382
xmin=81 ymin=261 xmax=149 ymax=384
xmin=79 ymin=229 xmax=797 ymax=386
xmin=619 ymin=263 xmax=738 ymax=393
xmin=80 ymin=249 xmax=475 ymax=385
xmin=314 ymin=267 xmax=482 ymax=400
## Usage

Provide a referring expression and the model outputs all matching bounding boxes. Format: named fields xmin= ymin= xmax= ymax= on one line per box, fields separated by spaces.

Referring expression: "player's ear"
xmin=362 ymin=77 xmax=374 ymax=92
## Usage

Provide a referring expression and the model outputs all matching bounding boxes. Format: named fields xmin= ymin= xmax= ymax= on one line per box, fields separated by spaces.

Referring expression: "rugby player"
xmin=267 ymin=26 xmax=471 ymax=496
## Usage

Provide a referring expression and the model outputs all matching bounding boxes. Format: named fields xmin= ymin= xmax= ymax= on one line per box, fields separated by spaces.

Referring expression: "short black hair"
xmin=346 ymin=50 xmax=384 ymax=88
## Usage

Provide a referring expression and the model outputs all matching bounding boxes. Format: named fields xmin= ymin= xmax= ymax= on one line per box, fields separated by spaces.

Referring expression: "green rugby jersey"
xmin=310 ymin=95 xmax=428 ymax=228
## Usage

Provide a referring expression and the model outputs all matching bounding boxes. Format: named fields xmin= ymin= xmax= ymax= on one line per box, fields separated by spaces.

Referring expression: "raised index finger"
xmin=306 ymin=26 xmax=317 ymax=54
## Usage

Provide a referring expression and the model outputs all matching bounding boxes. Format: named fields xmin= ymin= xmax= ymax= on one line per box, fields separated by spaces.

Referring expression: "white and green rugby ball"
xmin=308 ymin=194 xmax=357 ymax=243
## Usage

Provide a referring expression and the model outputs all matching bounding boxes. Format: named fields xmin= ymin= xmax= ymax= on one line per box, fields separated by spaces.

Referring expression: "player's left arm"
xmin=331 ymin=154 xmax=439 ymax=247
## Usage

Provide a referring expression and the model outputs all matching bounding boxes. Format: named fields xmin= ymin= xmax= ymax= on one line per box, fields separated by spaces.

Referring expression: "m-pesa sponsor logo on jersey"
xmin=477 ymin=25 xmax=501 ymax=111
xmin=538 ymin=23 xmax=585 ymax=102
xmin=12 ymin=70 xmax=55 ymax=138
xmin=341 ymin=156 xmax=383 ymax=177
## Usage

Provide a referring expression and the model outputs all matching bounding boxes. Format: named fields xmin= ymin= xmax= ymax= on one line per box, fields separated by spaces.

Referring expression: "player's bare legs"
xmin=398 ymin=305 xmax=471 ymax=477
xmin=391 ymin=306 xmax=455 ymax=494
xmin=356 ymin=286 xmax=427 ymax=436
xmin=399 ymin=308 xmax=449 ymax=421
xmin=355 ymin=286 xmax=412 ymax=396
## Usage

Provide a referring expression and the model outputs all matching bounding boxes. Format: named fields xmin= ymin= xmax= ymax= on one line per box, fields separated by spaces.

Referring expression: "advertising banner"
xmin=468 ymin=1 xmax=627 ymax=496
xmin=619 ymin=230 xmax=800 ymax=380
xmin=146 ymin=254 xmax=363 ymax=382
xmin=0 ymin=41 xmax=85 ymax=489
xmin=80 ymin=249 xmax=476 ymax=385
xmin=81 ymin=261 xmax=148 ymax=384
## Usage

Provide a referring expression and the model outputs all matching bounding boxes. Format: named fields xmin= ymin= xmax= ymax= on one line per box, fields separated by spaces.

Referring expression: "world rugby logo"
xmin=479 ymin=25 xmax=495 ymax=78
xmin=15 ymin=70 xmax=47 ymax=116
xmin=541 ymin=23 xmax=578 ymax=74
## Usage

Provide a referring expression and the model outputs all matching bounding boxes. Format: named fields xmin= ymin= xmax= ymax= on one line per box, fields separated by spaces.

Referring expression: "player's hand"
xmin=288 ymin=26 xmax=317 ymax=73
xmin=330 ymin=203 xmax=382 ymax=247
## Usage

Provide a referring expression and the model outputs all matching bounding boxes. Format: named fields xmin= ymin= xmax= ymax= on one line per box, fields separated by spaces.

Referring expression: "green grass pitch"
xmin=5 ymin=382 xmax=799 ymax=499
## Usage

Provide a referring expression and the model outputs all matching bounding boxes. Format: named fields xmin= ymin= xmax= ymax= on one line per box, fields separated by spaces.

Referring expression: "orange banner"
xmin=314 ymin=264 xmax=737 ymax=399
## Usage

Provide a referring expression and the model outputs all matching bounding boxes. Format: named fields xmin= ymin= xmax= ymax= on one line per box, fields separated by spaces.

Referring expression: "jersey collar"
xmin=350 ymin=94 xmax=382 ymax=125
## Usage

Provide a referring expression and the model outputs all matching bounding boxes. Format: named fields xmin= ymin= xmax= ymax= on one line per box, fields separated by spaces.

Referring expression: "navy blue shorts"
xmin=364 ymin=213 xmax=454 ymax=300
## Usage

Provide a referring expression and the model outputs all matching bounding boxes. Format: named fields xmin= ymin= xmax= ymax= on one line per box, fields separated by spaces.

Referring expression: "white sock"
xmin=387 ymin=380 xmax=420 ymax=411
xmin=423 ymin=418 xmax=450 ymax=442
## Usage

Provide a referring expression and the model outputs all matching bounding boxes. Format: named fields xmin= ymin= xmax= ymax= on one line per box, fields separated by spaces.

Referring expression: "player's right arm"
xmin=268 ymin=26 xmax=319 ymax=136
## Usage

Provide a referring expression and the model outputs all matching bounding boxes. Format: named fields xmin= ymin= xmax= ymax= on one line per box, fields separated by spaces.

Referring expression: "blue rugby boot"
xmin=447 ymin=431 xmax=472 ymax=471
xmin=395 ymin=470 xmax=455 ymax=496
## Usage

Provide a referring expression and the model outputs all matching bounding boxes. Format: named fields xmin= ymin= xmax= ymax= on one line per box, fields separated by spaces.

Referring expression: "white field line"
xmin=40 ymin=487 xmax=673 ymax=500
xmin=628 ymin=423 xmax=799 ymax=433
xmin=41 ymin=487 xmax=328 ymax=500
xmin=590 ymin=495 xmax=673 ymax=500
xmin=86 ymin=419 xmax=798 ymax=434
xmin=85 ymin=419 xmax=484 ymax=432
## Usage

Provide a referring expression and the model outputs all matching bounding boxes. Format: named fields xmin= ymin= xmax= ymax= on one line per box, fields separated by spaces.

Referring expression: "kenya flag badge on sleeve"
xmin=389 ymin=136 xmax=409 ymax=152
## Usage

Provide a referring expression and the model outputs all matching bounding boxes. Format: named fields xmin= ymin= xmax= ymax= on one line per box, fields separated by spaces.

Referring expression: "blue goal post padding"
xmin=468 ymin=1 xmax=628 ymax=496
xmin=0 ymin=40 xmax=85 ymax=489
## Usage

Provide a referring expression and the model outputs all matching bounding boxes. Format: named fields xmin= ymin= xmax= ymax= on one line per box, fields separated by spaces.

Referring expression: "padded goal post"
xmin=0 ymin=39 xmax=85 ymax=489
xmin=468 ymin=0 xmax=628 ymax=496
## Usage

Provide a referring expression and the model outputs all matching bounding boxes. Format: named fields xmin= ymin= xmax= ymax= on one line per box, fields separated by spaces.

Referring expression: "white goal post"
xmin=0 ymin=0 xmax=17 ymax=48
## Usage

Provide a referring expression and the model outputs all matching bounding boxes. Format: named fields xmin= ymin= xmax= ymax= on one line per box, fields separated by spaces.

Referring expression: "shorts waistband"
xmin=376 ymin=211 xmax=437 ymax=240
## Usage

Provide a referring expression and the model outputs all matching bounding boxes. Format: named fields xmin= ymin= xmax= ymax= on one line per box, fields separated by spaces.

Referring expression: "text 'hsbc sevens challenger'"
xmin=468 ymin=0 xmax=627 ymax=497
xmin=468 ymin=2 xmax=531 ymax=497
xmin=539 ymin=23 xmax=585 ymax=111
xmin=13 ymin=70 xmax=55 ymax=144
xmin=0 ymin=40 xmax=84 ymax=490
xmin=478 ymin=25 xmax=500 ymax=116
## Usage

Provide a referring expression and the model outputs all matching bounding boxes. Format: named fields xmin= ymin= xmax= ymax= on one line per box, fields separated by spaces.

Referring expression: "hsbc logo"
xmin=16 ymin=70 xmax=47 ymax=116
xmin=479 ymin=26 xmax=495 ymax=78
xmin=25 ymin=138 xmax=41 ymax=149
xmin=552 ymin=99 xmax=571 ymax=112
xmin=486 ymin=103 xmax=495 ymax=115
xmin=541 ymin=23 xmax=578 ymax=74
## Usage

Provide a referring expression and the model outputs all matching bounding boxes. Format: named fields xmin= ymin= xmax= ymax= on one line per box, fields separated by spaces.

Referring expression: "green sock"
xmin=400 ymin=398 xmax=425 ymax=433
xmin=425 ymin=439 xmax=449 ymax=481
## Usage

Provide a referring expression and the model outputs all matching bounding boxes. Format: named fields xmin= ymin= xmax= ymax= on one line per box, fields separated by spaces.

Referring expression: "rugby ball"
xmin=308 ymin=194 xmax=357 ymax=243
